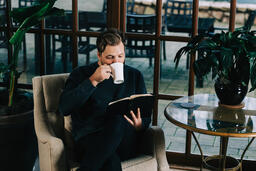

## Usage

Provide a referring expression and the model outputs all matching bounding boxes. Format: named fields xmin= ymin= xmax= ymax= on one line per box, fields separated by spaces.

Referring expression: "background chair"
xmin=164 ymin=0 xmax=193 ymax=33
xmin=32 ymin=73 xmax=170 ymax=171
xmin=126 ymin=14 xmax=156 ymax=67
xmin=126 ymin=14 xmax=166 ymax=68
xmin=0 ymin=6 xmax=7 ymax=52
xmin=242 ymin=10 xmax=256 ymax=30
xmin=19 ymin=0 xmax=38 ymax=7
xmin=78 ymin=11 xmax=106 ymax=65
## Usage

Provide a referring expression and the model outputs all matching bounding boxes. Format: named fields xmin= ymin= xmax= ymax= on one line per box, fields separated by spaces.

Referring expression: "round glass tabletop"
xmin=164 ymin=94 xmax=256 ymax=137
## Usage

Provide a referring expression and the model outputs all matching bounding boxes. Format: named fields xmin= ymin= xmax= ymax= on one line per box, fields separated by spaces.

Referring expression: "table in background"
xmin=164 ymin=94 xmax=256 ymax=170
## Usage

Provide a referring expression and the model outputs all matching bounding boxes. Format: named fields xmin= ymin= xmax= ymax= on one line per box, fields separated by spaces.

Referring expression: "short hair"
xmin=96 ymin=28 xmax=125 ymax=54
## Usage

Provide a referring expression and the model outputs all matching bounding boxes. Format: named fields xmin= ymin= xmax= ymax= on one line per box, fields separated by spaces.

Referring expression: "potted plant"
xmin=174 ymin=27 xmax=256 ymax=106
xmin=0 ymin=0 xmax=64 ymax=170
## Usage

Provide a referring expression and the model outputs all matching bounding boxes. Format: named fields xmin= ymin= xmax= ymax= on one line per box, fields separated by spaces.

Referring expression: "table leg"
xmin=191 ymin=132 xmax=204 ymax=170
xmin=219 ymin=136 xmax=229 ymax=171
xmin=240 ymin=137 xmax=255 ymax=171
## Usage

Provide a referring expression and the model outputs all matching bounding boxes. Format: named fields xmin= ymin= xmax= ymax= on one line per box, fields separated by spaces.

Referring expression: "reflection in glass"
xmin=78 ymin=36 xmax=98 ymax=67
xmin=44 ymin=33 xmax=73 ymax=74
xmin=163 ymin=0 xmax=193 ymax=36
xmin=207 ymin=107 xmax=246 ymax=133
xmin=159 ymin=41 xmax=189 ymax=96
xmin=18 ymin=33 xmax=36 ymax=84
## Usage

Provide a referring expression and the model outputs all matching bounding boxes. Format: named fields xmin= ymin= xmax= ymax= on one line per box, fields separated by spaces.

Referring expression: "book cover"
xmin=106 ymin=94 xmax=154 ymax=118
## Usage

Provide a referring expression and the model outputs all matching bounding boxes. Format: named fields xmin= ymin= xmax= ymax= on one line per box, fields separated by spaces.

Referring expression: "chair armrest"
xmin=33 ymin=76 xmax=67 ymax=171
xmin=38 ymin=134 xmax=67 ymax=171
xmin=140 ymin=126 xmax=169 ymax=171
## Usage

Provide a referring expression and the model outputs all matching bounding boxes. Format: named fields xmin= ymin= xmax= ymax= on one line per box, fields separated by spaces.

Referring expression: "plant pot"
xmin=0 ymin=110 xmax=38 ymax=171
xmin=0 ymin=89 xmax=37 ymax=171
xmin=214 ymin=79 xmax=248 ymax=106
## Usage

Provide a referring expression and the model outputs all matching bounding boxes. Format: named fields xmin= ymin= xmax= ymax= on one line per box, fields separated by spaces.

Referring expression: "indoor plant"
xmin=174 ymin=27 xmax=256 ymax=105
xmin=0 ymin=0 xmax=64 ymax=114
xmin=0 ymin=1 xmax=64 ymax=170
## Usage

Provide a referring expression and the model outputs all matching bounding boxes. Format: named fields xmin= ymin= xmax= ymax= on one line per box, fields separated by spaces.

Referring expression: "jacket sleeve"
xmin=135 ymin=70 xmax=151 ymax=130
xmin=59 ymin=68 xmax=96 ymax=116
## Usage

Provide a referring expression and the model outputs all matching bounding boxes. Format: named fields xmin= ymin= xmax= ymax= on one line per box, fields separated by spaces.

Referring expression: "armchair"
xmin=32 ymin=73 xmax=169 ymax=171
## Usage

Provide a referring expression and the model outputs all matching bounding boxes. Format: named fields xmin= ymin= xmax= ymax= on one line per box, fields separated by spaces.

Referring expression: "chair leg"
xmin=163 ymin=40 xmax=166 ymax=61
xmin=23 ymin=36 xmax=27 ymax=71
xmin=86 ymin=37 xmax=91 ymax=65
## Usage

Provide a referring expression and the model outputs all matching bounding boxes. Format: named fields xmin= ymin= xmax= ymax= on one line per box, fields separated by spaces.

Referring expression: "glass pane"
xmin=126 ymin=0 xmax=156 ymax=34
xmin=78 ymin=0 xmax=105 ymax=12
xmin=78 ymin=0 xmax=106 ymax=32
xmin=191 ymin=133 xmax=220 ymax=156
xmin=45 ymin=34 xmax=73 ymax=74
xmin=159 ymin=41 xmax=189 ymax=95
xmin=77 ymin=36 xmax=98 ymax=66
xmin=0 ymin=27 xmax=8 ymax=66
xmin=18 ymin=33 xmax=36 ymax=84
xmin=235 ymin=1 xmax=256 ymax=30
xmin=125 ymin=39 xmax=154 ymax=92
xmin=11 ymin=0 xmax=41 ymax=28
xmin=159 ymin=99 xmax=186 ymax=153
xmin=45 ymin=10 xmax=72 ymax=30
xmin=192 ymin=134 xmax=256 ymax=161
xmin=162 ymin=0 xmax=193 ymax=36
xmin=133 ymin=0 xmax=156 ymax=15
xmin=194 ymin=63 xmax=215 ymax=95
xmin=199 ymin=0 xmax=229 ymax=33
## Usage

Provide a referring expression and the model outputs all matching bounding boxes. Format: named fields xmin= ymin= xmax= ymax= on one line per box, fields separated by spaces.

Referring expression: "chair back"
xmin=164 ymin=0 xmax=193 ymax=32
xmin=19 ymin=0 xmax=39 ymax=7
xmin=164 ymin=0 xmax=192 ymax=17
xmin=127 ymin=0 xmax=135 ymax=14
xmin=33 ymin=73 xmax=69 ymax=138
xmin=244 ymin=10 xmax=256 ymax=30
xmin=0 ymin=0 xmax=5 ymax=8
xmin=0 ymin=8 xmax=7 ymax=49
xmin=126 ymin=14 xmax=156 ymax=66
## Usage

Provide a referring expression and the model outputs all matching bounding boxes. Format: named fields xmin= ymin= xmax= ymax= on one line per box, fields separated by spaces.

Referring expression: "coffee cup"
xmin=110 ymin=62 xmax=124 ymax=84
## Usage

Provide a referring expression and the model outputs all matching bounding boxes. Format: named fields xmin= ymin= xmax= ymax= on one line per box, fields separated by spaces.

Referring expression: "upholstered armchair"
xmin=32 ymin=73 xmax=169 ymax=171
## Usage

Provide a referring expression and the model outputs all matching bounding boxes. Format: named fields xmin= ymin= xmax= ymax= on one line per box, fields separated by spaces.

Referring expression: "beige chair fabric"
xmin=32 ymin=73 xmax=169 ymax=171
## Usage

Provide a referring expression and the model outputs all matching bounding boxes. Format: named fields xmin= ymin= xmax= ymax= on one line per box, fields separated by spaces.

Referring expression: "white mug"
xmin=110 ymin=62 xmax=124 ymax=84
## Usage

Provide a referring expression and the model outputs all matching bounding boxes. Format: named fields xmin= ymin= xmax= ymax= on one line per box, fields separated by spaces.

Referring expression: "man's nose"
xmin=113 ymin=57 xmax=119 ymax=63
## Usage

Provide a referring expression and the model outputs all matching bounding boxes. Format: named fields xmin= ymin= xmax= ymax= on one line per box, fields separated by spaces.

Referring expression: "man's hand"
xmin=124 ymin=108 xmax=142 ymax=130
xmin=89 ymin=64 xmax=112 ymax=87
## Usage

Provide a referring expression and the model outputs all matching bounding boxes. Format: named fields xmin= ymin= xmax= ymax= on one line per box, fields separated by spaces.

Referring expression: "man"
xmin=59 ymin=28 xmax=151 ymax=171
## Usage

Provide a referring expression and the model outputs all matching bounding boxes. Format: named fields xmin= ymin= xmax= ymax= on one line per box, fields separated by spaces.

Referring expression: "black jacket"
xmin=59 ymin=62 xmax=151 ymax=141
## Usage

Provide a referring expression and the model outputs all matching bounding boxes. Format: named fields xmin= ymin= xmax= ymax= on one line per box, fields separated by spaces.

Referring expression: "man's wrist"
xmin=89 ymin=76 xmax=98 ymax=87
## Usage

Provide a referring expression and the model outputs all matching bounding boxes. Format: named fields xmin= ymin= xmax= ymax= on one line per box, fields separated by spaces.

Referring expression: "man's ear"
xmin=97 ymin=52 xmax=101 ymax=63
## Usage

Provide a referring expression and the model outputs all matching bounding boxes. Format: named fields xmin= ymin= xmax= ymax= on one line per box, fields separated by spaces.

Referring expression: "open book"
xmin=106 ymin=94 xmax=154 ymax=118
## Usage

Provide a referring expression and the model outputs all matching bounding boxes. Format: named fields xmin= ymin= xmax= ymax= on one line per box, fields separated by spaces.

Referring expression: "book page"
xmin=108 ymin=96 xmax=130 ymax=105
xmin=108 ymin=94 xmax=153 ymax=106
xmin=130 ymin=93 xmax=153 ymax=99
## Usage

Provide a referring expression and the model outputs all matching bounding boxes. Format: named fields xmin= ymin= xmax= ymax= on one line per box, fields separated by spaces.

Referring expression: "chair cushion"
xmin=69 ymin=155 xmax=157 ymax=171
xmin=122 ymin=155 xmax=157 ymax=171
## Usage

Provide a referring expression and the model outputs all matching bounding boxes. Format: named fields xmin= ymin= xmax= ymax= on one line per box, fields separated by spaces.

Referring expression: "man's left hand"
xmin=124 ymin=108 xmax=142 ymax=130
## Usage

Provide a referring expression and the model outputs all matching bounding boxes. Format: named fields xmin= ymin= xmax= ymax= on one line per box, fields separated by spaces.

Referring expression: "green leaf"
xmin=44 ymin=7 xmax=65 ymax=17
xmin=250 ymin=58 xmax=256 ymax=92
xmin=10 ymin=5 xmax=42 ymax=23
xmin=10 ymin=2 xmax=50 ymax=44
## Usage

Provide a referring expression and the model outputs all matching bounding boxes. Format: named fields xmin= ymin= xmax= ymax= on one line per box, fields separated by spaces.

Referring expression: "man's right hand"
xmin=89 ymin=64 xmax=112 ymax=87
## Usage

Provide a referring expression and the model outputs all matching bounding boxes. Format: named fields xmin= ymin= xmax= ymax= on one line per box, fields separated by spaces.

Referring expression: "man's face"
xmin=97 ymin=42 xmax=125 ymax=65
